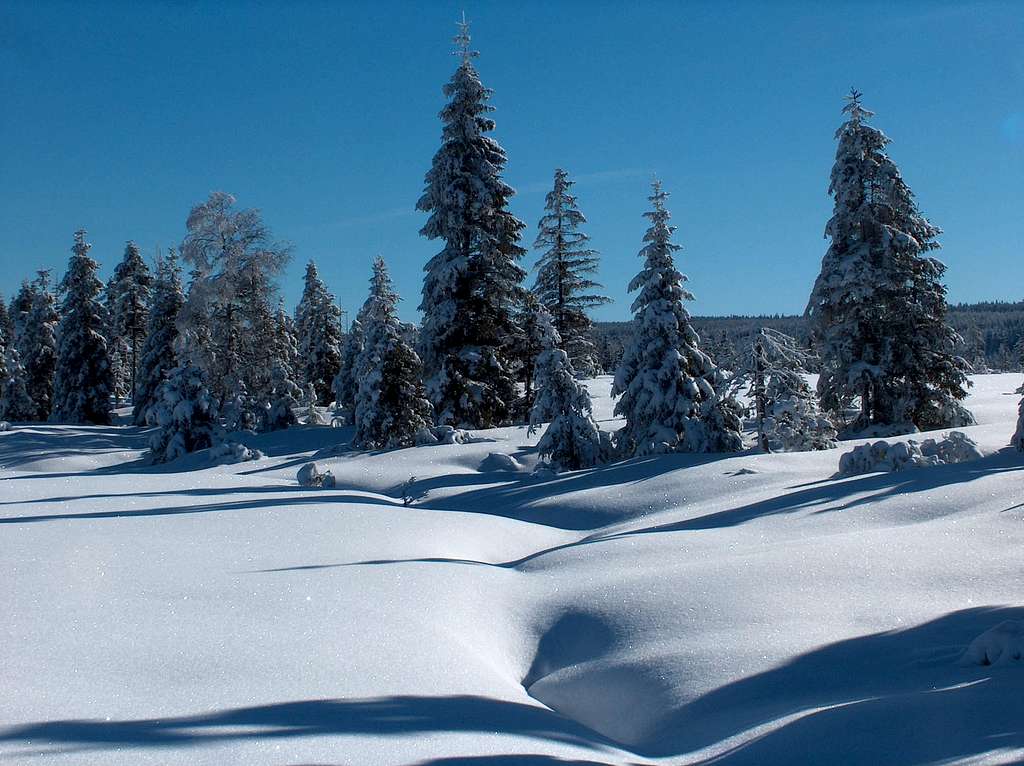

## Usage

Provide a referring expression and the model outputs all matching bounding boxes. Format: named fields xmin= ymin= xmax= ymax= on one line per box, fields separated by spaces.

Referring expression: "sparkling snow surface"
xmin=1 ymin=375 xmax=1022 ymax=765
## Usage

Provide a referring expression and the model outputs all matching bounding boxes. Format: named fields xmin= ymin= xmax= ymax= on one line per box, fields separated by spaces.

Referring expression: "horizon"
xmin=1 ymin=1 xmax=1021 ymax=323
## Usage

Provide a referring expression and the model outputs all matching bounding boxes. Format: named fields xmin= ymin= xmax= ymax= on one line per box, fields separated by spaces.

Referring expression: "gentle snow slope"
xmin=1 ymin=375 xmax=1022 ymax=765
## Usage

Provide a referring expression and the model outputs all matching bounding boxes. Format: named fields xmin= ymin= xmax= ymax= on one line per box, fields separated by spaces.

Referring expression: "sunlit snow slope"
xmin=1 ymin=375 xmax=1022 ymax=765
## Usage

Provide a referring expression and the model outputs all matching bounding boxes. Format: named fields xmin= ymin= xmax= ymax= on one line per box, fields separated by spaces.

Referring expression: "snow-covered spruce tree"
xmin=532 ymin=168 xmax=610 ymax=378
xmin=302 ymin=382 xmax=327 ymax=425
xmin=352 ymin=257 xmax=434 ymax=449
xmin=51 ymin=230 xmax=114 ymax=425
xmin=17 ymin=271 xmax=58 ymax=420
xmin=417 ymin=19 xmax=526 ymax=428
xmin=10 ymin=281 xmax=35 ymax=345
xmin=807 ymin=90 xmax=972 ymax=433
xmin=103 ymin=274 xmax=129 ymax=406
xmin=148 ymin=334 xmax=217 ymax=463
xmin=179 ymin=192 xmax=291 ymax=404
xmin=332 ymin=316 xmax=364 ymax=423
xmin=745 ymin=328 xmax=837 ymax=452
xmin=507 ymin=291 xmax=548 ymax=420
xmin=529 ymin=305 xmax=604 ymax=471
xmin=263 ymin=359 xmax=301 ymax=431
xmin=133 ymin=250 xmax=185 ymax=425
xmin=0 ymin=345 xmax=36 ymax=422
xmin=612 ymin=182 xmax=743 ymax=456
xmin=107 ymin=241 xmax=152 ymax=403
xmin=295 ymin=261 xmax=343 ymax=405
xmin=0 ymin=296 xmax=12 ymax=351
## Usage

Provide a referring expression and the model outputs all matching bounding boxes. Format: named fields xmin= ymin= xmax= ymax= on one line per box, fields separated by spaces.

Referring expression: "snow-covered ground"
xmin=1 ymin=375 xmax=1022 ymax=765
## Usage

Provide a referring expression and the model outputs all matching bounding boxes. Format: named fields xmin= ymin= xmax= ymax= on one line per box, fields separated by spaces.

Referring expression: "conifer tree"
xmin=51 ymin=230 xmax=114 ymax=424
xmin=353 ymin=257 xmax=434 ymax=449
xmin=1013 ymin=385 xmax=1024 ymax=452
xmin=807 ymin=90 xmax=972 ymax=432
xmin=134 ymin=250 xmax=185 ymax=425
xmin=332 ymin=317 xmax=364 ymax=423
xmin=0 ymin=296 xmax=13 ymax=351
xmin=107 ymin=241 xmax=152 ymax=402
xmin=263 ymin=359 xmax=301 ymax=431
xmin=532 ymin=168 xmax=610 ymax=377
xmin=508 ymin=291 xmax=548 ymax=419
xmin=612 ymin=182 xmax=742 ymax=456
xmin=148 ymin=334 xmax=217 ymax=463
xmin=10 ymin=281 xmax=35 ymax=344
xmin=295 ymin=261 xmax=344 ymax=405
xmin=18 ymin=271 xmax=59 ymax=421
xmin=529 ymin=305 xmax=604 ymax=471
xmin=417 ymin=18 xmax=526 ymax=428
xmin=0 ymin=345 xmax=35 ymax=422
xmin=103 ymin=274 xmax=129 ymax=406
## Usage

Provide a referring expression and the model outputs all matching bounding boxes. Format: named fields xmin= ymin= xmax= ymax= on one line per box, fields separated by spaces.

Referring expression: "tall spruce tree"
xmin=532 ymin=168 xmax=610 ymax=377
xmin=10 ymin=281 xmax=35 ymax=345
xmin=417 ymin=18 xmax=526 ymax=428
xmin=18 ymin=271 xmax=59 ymax=421
xmin=807 ymin=90 xmax=973 ymax=433
xmin=295 ymin=261 xmax=343 ymax=405
xmin=51 ymin=230 xmax=114 ymax=424
xmin=612 ymin=182 xmax=742 ymax=456
xmin=134 ymin=250 xmax=185 ymax=424
xmin=332 ymin=316 xmax=364 ymax=423
xmin=353 ymin=257 xmax=433 ymax=449
xmin=107 ymin=241 xmax=152 ymax=402
xmin=103 ymin=274 xmax=129 ymax=406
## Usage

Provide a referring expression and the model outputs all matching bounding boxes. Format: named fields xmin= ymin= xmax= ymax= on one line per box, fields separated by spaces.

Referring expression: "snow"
xmin=1 ymin=374 xmax=1022 ymax=765
xmin=961 ymin=621 xmax=1024 ymax=667
xmin=838 ymin=431 xmax=983 ymax=476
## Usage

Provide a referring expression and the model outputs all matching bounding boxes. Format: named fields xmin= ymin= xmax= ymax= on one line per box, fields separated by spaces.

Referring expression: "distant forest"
xmin=593 ymin=299 xmax=1024 ymax=375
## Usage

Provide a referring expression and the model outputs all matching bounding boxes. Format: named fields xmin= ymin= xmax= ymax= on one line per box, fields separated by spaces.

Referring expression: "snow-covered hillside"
xmin=1 ymin=375 xmax=1022 ymax=765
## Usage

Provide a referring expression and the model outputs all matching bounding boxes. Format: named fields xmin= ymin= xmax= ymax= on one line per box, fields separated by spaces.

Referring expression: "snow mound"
xmin=207 ymin=440 xmax=262 ymax=464
xmin=416 ymin=425 xmax=492 ymax=446
xmin=961 ymin=620 xmax=1024 ymax=667
xmin=297 ymin=461 xmax=336 ymax=488
xmin=479 ymin=452 xmax=522 ymax=472
xmin=838 ymin=432 xmax=982 ymax=476
xmin=0 ymin=421 xmax=10 ymax=432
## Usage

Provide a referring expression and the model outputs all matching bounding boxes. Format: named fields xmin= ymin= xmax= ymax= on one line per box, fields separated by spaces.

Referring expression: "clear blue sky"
xmin=1 ymin=1 xmax=1020 ymax=323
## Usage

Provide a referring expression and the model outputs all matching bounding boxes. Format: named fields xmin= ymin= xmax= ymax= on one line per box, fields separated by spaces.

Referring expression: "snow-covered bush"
xmin=416 ymin=425 xmax=479 ymax=446
xmin=0 ymin=421 xmax=10 ymax=432
xmin=961 ymin=621 xmax=1024 ymax=667
xmin=297 ymin=462 xmax=336 ymax=489
xmin=208 ymin=440 xmax=262 ymax=464
xmin=838 ymin=431 xmax=981 ymax=476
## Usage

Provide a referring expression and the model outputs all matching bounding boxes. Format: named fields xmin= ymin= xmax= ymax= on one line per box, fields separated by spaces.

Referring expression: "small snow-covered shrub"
xmin=207 ymin=440 xmax=262 ymax=464
xmin=961 ymin=621 xmax=1024 ymax=667
xmin=838 ymin=431 xmax=981 ymax=476
xmin=479 ymin=452 xmax=522 ymax=472
xmin=416 ymin=425 xmax=481 ymax=446
xmin=297 ymin=462 xmax=336 ymax=488
xmin=0 ymin=421 xmax=10 ymax=432
xmin=1013 ymin=384 xmax=1024 ymax=451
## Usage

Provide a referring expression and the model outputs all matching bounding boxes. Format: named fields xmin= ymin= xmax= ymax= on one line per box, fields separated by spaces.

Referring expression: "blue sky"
xmin=1 ymin=1 xmax=1020 ymax=323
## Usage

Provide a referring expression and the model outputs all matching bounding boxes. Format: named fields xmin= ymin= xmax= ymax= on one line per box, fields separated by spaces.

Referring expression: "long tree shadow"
xmin=628 ymin=606 xmax=1024 ymax=762
xmin=0 ymin=695 xmax=620 ymax=755
xmin=0 ymin=491 xmax=401 ymax=524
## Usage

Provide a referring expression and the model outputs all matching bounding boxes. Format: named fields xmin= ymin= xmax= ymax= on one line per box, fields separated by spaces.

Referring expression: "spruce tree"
xmin=103 ymin=274 xmax=129 ymax=406
xmin=134 ymin=250 xmax=185 ymax=424
xmin=332 ymin=316 xmax=364 ymax=423
xmin=417 ymin=18 xmax=526 ymax=428
xmin=807 ymin=90 xmax=972 ymax=433
xmin=18 ymin=271 xmax=59 ymax=421
xmin=51 ymin=230 xmax=114 ymax=425
xmin=529 ymin=305 xmax=604 ymax=471
xmin=264 ymin=359 xmax=301 ymax=431
xmin=107 ymin=241 xmax=152 ymax=402
xmin=508 ymin=291 xmax=548 ymax=419
xmin=612 ymin=182 xmax=742 ymax=456
xmin=10 ymin=281 xmax=35 ymax=344
xmin=0 ymin=296 xmax=13 ymax=351
xmin=532 ymin=168 xmax=610 ymax=377
xmin=353 ymin=257 xmax=434 ymax=449
xmin=295 ymin=261 xmax=344 ymax=405
xmin=148 ymin=334 xmax=217 ymax=463
xmin=1013 ymin=384 xmax=1024 ymax=452
xmin=0 ymin=345 xmax=35 ymax=422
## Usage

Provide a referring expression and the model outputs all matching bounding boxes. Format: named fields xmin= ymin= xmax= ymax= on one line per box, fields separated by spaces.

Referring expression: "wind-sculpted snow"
xmin=1 ymin=375 xmax=1022 ymax=765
